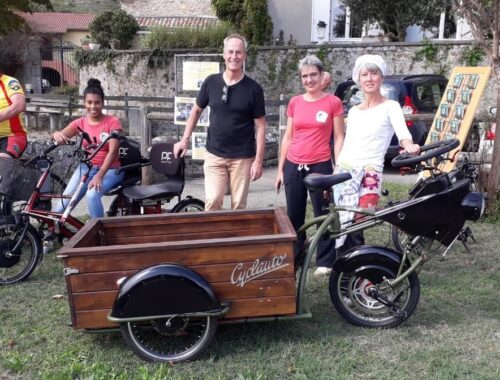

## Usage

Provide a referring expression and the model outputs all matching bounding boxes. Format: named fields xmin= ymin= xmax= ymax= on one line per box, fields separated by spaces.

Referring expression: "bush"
xmin=89 ymin=9 xmax=139 ymax=49
xmin=50 ymin=85 xmax=79 ymax=97
xmin=142 ymin=22 xmax=233 ymax=49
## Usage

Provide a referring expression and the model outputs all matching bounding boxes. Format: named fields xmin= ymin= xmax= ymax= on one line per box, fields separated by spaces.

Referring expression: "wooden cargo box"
xmin=58 ymin=208 xmax=297 ymax=330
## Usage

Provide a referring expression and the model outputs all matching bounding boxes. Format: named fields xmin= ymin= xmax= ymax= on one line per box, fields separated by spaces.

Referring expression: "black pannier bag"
xmin=0 ymin=158 xmax=42 ymax=201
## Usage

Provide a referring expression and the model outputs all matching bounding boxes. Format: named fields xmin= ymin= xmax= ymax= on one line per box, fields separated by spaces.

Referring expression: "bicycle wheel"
xmin=120 ymin=315 xmax=217 ymax=362
xmin=171 ymin=198 xmax=205 ymax=213
xmin=329 ymin=261 xmax=420 ymax=328
xmin=0 ymin=222 xmax=42 ymax=285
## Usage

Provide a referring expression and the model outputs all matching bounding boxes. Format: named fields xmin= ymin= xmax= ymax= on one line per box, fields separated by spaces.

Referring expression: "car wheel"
xmin=463 ymin=127 xmax=480 ymax=152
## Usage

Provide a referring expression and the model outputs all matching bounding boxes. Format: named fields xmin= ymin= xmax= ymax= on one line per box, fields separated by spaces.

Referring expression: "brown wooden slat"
xmin=73 ymin=290 xmax=116 ymax=311
xmin=74 ymin=296 xmax=296 ymax=329
xmin=224 ymin=296 xmax=296 ymax=319
xmin=74 ymin=310 xmax=116 ymax=329
xmin=65 ymin=241 xmax=294 ymax=273
xmin=72 ymin=278 xmax=296 ymax=312
xmin=62 ymin=219 xmax=102 ymax=250
xmin=69 ymin=259 xmax=295 ymax=293
xmin=102 ymin=213 xmax=275 ymax=240
xmin=105 ymin=227 xmax=273 ymax=246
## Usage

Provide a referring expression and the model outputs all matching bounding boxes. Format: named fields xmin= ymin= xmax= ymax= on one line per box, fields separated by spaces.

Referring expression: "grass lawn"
xmin=1 ymin=183 xmax=499 ymax=379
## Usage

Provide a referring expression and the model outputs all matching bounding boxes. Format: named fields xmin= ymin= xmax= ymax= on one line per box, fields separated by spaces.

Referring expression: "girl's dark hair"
xmin=84 ymin=78 xmax=105 ymax=101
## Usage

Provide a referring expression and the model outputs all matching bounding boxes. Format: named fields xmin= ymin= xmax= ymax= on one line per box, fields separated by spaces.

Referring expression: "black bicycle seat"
xmin=303 ymin=172 xmax=352 ymax=191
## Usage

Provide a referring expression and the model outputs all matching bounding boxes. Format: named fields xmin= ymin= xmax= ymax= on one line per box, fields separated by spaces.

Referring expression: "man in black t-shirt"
xmin=174 ymin=34 xmax=266 ymax=210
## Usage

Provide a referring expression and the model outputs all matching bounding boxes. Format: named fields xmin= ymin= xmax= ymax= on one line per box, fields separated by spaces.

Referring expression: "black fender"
xmin=109 ymin=264 xmax=224 ymax=322
xmin=333 ymin=245 xmax=403 ymax=276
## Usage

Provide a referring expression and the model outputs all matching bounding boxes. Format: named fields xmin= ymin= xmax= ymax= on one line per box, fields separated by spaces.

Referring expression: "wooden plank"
xmin=102 ymin=219 xmax=274 ymax=241
xmin=64 ymin=241 xmax=294 ymax=273
xmin=60 ymin=219 xmax=102 ymax=251
xmin=74 ymin=309 xmax=116 ymax=329
xmin=105 ymin=227 xmax=273 ymax=246
xmin=59 ymin=232 xmax=295 ymax=258
xmin=224 ymin=296 xmax=296 ymax=319
xmin=74 ymin=296 xmax=296 ymax=329
xmin=69 ymin=260 xmax=295 ymax=293
xmin=274 ymin=208 xmax=296 ymax=236
xmin=100 ymin=209 xmax=275 ymax=233
xmin=72 ymin=278 xmax=296 ymax=312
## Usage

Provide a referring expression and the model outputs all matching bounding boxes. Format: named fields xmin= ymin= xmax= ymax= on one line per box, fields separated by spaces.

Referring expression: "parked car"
xmin=334 ymin=74 xmax=481 ymax=163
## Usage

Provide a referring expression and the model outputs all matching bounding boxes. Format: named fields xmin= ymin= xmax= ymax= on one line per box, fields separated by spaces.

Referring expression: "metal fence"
xmin=40 ymin=44 xmax=78 ymax=92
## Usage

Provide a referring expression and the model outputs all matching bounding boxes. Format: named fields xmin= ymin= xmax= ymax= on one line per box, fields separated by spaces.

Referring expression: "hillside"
xmin=40 ymin=0 xmax=120 ymax=14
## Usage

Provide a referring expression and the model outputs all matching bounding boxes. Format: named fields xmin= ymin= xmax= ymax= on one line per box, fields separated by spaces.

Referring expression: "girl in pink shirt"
xmin=52 ymin=78 xmax=124 ymax=218
xmin=275 ymin=55 xmax=345 ymax=274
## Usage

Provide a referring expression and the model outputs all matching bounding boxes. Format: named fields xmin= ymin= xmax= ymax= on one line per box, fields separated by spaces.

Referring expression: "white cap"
xmin=352 ymin=54 xmax=387 ymax=85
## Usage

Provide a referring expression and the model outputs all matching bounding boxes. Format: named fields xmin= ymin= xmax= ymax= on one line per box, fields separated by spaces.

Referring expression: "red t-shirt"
xmin=286 ymin=94 xmax=343 ymax=164
xmin=67 ymin=115 xmax=122 ymax=167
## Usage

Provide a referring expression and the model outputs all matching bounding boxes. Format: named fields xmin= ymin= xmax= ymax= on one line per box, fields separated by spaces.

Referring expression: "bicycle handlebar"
xmin=80 ymin=132 xmax=123 ymax=163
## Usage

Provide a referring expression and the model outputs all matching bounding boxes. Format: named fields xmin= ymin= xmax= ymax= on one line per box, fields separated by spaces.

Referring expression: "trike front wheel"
xmin=329 ymin=264 xmax=420 ymax=328
xmin=0 ymin=222 xmax=42 ymax=285
xmin=120 ymin=315 xmax=217 ymax=362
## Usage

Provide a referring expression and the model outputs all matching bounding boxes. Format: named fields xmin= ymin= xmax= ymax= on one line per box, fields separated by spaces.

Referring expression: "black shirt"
xmin=196 ymin=73 xmax=266 ymax=159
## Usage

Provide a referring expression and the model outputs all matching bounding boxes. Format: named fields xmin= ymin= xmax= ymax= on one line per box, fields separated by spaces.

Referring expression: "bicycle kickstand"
xmin=458 ymin=226 xmax=475 ymax=254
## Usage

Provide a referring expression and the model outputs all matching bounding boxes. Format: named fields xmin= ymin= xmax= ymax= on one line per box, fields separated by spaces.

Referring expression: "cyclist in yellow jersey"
xmin=0 ymin=71 xmax=27 ymax=159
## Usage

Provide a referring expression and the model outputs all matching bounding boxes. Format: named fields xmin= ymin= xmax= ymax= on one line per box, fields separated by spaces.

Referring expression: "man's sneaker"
xmin=313 ymin=267 xmax=332 ymax=276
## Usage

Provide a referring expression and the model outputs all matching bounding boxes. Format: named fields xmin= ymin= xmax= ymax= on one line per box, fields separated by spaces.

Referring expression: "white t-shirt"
xmin=338 ymin=99 xmax=412 ymax=171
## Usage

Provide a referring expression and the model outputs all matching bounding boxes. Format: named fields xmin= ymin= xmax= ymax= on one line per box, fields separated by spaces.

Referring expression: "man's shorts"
xmin=0 ymin=135 xmax=27 ymax=158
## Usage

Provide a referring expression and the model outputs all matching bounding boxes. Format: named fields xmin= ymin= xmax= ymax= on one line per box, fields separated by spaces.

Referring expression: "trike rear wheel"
xmin=329 ymin=264 xmax=420 ymax=328
xmin=171 ymin=198 xmax=205 ymax=213
xmin=120 ymin=315 xmax=217 ymax=362
xmin=0 ymin=223 xmax=42 ymax=285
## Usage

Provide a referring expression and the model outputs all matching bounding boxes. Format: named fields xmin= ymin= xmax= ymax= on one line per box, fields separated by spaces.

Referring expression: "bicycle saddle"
xmin=303 ymin=172 xmax=352 ymax=191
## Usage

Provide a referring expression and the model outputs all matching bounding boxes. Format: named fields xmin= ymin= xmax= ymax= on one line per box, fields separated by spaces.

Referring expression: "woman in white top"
xmin=335 ymin=54 xmax=420 ymax=251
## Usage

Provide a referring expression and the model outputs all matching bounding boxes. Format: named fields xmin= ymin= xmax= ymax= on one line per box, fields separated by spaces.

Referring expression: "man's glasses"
xmin=222 ymin=85 xmax=229 ymax=104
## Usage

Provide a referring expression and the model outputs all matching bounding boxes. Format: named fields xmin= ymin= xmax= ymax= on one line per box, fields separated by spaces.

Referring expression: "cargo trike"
xmin=57 ymin=139 xmax=485 ymax=362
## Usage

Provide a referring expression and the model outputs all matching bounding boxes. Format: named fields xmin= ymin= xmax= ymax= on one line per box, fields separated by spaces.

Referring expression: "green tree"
xmin=340 ymin=0 xmax=449 ymax=40
xmin=453 ymin=0 xmax=500 ymax=208
xmin=211 ymin=0 xmax=245 ymax=28
xmin=211 ymin=0 xmax=273 ymax=45
xmin=0 ymin=0 xmax=53 ymax=36
xmin=240 ymin=0 xmax=273 ymax=45
xmin=89 ymin=9 xmax=139 ymax=49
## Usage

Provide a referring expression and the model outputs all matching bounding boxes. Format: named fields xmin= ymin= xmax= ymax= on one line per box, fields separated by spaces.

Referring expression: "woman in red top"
xmin=275 ymin=55 xmax=345 ymax=274
xmin=52 ymin=78 xmax=124 ymax=218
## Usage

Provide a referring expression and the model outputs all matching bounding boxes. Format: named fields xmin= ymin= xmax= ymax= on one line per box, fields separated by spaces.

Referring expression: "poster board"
xmin=182 ymin=61 xmax=220 ymax=91
xmin=174 ymin=97 xmax=210 ymax=126
xmin=424 ymin=66 xmax=492 ymax=173
xmin=191 ymin=132 xmax=207 ymax=160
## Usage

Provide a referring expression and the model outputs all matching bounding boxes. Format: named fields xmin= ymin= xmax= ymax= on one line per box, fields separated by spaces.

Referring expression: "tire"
xmin=120 ymin=315 xmax=217 ymax=362
xmin=463 ymin=127 xmax=480 ymax=152
xmin=0 ymin=222 xmax=42 ymax=285
xmin=391 ymin=226 xmax=409 ymax=252
xmin=171 ymin=198 xmax=205 ymax=213
xmin=329 ymin=261 xmax=420 ymax=328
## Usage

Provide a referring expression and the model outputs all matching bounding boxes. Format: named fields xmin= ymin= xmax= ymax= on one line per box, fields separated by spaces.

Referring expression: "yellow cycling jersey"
xmin=0 ymin=74 xmax=27 ymax=137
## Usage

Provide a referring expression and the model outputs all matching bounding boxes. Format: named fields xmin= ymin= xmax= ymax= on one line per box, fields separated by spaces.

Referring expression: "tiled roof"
xmin=18 ymin=12 xmax=95 ymax=34
xmin=137 ymin=16 xmax=218 ymax=30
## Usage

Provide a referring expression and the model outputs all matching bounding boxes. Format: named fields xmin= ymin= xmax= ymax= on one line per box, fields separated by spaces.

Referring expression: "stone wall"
xmin=120 ymin=0 xmax=214 ymax=17
xmin=79 ymin=41 xmax=497 ymax=116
